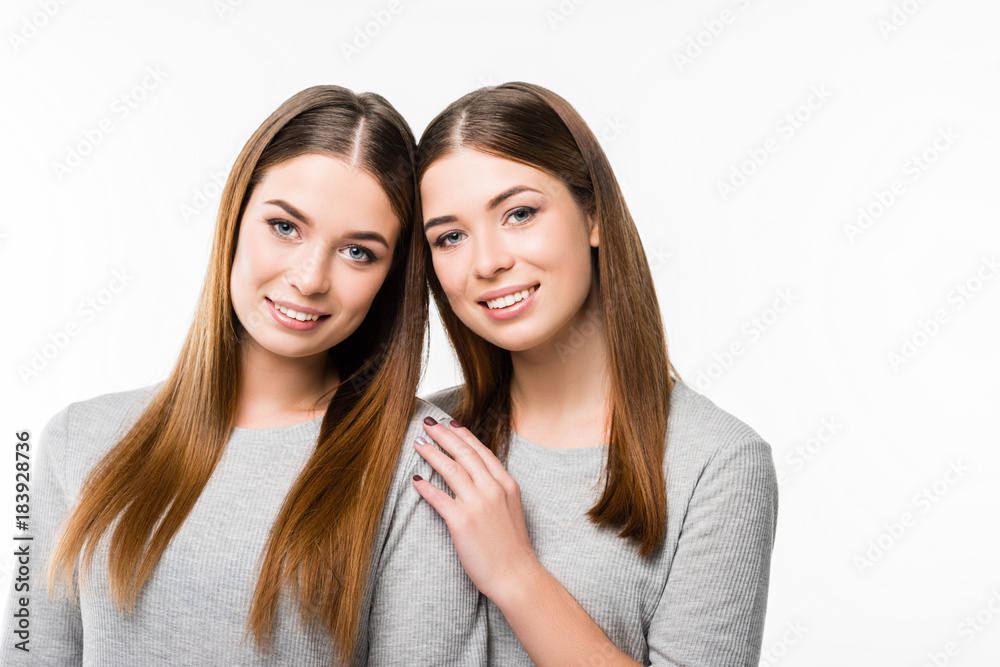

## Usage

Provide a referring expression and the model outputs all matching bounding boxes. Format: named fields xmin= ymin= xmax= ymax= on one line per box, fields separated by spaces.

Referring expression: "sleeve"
xmin=0 ymin=406 xmax=84 ymax=665
xmin=647 ymin=436 xmax=779 ymax=667
xmin=364 ymin=411 xmax=488 ymax=667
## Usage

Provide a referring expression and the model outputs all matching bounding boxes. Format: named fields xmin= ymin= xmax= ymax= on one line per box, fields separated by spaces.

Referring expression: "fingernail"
xmin=449 ymin=419 xmax=463 ymax=429
xmin=413 ymin=475 xmax=423 ymax=482
xmin=414 ymin=435 xmax=429 ymax=446
xmin=423 ymin=416 xmax=438 ymax=426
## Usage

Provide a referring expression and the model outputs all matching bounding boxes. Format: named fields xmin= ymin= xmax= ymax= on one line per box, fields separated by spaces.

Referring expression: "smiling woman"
xmin=412 ymin=82 xmax=779 ymax=666
xmin=0 ymin=86 xmax=485 ymax=666
xmin=422 ymin=148 xmax=599 ymax=349
xmin=228 ymin=154 xmax=400 ymax=427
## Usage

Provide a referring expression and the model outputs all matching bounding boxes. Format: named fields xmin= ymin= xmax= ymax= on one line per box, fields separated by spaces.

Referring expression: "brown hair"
xmin=415 ymin=82 xmax=679 ymax=557
xmin=49 ymin=85 xmax=426 ymax=663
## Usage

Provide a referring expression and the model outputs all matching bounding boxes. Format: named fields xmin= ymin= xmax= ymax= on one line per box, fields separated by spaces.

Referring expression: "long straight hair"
xmin=48 ymin=85 xmax=426 ymax=663
xmin=415 ymin=82 xmax=678 ymax=557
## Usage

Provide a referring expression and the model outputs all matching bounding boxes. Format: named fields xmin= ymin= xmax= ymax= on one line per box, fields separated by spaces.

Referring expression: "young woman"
xmin=1 ymin=86 xmax=484 ymax=666
xmin=411 ymin=82 xmax=779 ymax=666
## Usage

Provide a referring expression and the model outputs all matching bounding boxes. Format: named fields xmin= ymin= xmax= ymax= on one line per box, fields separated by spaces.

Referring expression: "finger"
xmin=421 ymin=417 xmax=497 ymax=486
xmin=411 ymin=474 xmax=458 ymax=524
xmin=412 ymin=433 xmax=477 ymax=497
xmin=444 ymin=419 xmax=509 ymax=481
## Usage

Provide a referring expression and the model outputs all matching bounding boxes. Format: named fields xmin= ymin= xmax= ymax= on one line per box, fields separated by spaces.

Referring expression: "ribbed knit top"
xmin=0 ymin=383 xmax=486 ymax=666
xmin=424 ymin=378 xmax=779 ymax=666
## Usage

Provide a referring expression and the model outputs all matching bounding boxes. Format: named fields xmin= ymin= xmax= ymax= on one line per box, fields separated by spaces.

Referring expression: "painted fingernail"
xmin=414 ymin=435 xmax=429 ymax=446
xmin=413 ymin=475 xmax=423 ymax=482
xmin=450 ymin=419 xmax=463 ymax=429
xmin=423 ymin=416 xmax=438 ymax=426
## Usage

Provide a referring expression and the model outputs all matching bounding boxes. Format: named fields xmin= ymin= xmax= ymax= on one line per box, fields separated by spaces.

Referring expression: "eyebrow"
xmin=265 ymin=199 xmax=390 ymax=248
xmin=488 ymin=185 xmax=540 ymax=210
xmin=345 ymin=231 xmax=390 ymax=248
xmin=422 ymin=185 xmax=542 ymax=233
xmin=423 ymin=214 xmax=456 ymax=233
xmin=264 ymin=199 xmax=311 ymax=226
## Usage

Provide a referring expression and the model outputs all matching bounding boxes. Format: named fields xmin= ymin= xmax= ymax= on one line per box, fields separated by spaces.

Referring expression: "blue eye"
xmin=268 ymin=219 xmax=298 ymax=239
xmin=434 ymin=231 xmax=466 ymax=248
xmin=345 ymin=245 xmax=376 ymax=263
xmin=508 ymin=206 xmax=537 ymax=224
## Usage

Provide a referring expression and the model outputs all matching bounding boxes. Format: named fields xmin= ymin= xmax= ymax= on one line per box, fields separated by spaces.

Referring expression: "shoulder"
xmin=377 ymin=395 xmax=458 ymax=521
xmin=45 ymin=382 xmax=164 ymax=493
xmin=400 ymin=394 xmax=457 ymax=445
xmin=664 ymin=379 xmax=777 ymax=513
xmin=666 ymin=378 xmax=773 ymax=463
xmin=61 ymin=381 xmax=163 ymax=445
xmin=387 ymin=394 xmax=458 ymax=475
xmin=420 ymin=385 xmax=462 ymax=417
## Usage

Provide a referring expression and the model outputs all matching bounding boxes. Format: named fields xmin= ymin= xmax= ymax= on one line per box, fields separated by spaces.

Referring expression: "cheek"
xmin=431 ymin=253 xmax=467 ymax=303
xmin=231 ymin=231 xmax=273 ymax=293
xmin=337 ymin=267 xmax=391 ymax=317
xmin=229 ymin=247 xmax=251 ymax=304
xmin=524 ymin=234 xmax=590 ymax=284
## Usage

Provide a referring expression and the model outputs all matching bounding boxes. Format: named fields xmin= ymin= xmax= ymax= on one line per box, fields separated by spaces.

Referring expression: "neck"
xmin=508 ymin=287 xmax=611 ymax=448
xmin=234 ymin=336 xmax=339 ymax=428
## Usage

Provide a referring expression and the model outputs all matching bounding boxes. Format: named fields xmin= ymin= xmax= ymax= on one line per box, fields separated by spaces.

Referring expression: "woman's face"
xmin=421 ymin=148 xmax=599 ymax=353
xmin=230 ymin=153 xmax=399 ymax=363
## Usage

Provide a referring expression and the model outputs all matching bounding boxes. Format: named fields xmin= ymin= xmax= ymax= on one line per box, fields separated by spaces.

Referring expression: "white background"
xmin=2 ymin=1 xmax=998 ymax=664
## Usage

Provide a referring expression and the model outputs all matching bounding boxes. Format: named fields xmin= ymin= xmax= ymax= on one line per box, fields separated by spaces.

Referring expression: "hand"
xmin=411 ymin=417 xmax=543 ymax=603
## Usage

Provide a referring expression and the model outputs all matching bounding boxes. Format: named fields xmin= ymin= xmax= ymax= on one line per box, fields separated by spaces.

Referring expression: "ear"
xmin=587 ymin=212 xmax=600 ymax=248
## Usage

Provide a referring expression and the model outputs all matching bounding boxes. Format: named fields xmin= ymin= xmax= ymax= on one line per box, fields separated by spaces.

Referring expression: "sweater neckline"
xmin=230 ymin=415 xmax=324 ymax=437
xmin=509 ymin=430 xmax=608 ymax=463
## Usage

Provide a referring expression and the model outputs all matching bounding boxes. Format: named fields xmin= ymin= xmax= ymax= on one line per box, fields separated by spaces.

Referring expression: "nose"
xmin=471 ymin=232 xmax=514 ymax=280
xmin=285 ymin=246 xmax=331 ymax=295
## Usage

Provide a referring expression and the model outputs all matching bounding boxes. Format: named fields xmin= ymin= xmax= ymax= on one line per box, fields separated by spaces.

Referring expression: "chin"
xmin=473 ymin=325 xmax=548 ymax=354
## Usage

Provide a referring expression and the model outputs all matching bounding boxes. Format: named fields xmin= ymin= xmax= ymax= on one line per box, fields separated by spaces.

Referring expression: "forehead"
xmin=420 ymin=149 xmax=562 ymax=211
xmin=252 ymin=153 xmax=400 ymax=235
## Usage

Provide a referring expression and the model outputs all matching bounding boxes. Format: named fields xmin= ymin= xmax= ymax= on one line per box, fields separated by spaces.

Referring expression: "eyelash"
xmin=344 ymin=244 xmax=377 ymax=263
xmin=432 ymin=206 xmax=538 ymax=248
xmin=268 ymin=219 xmax=300 ymax=240
xmin=267 ymin=219 xmax=378 ymax=263
xmin=433 ymin=231 xmax=465 ymax=248
xmin=506 ymin=206 xmax=538 ymax=225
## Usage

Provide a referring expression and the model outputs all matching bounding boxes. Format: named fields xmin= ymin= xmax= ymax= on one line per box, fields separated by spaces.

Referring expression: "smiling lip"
xmin=478 ymin=283 xmax=539 ymax=303
xmin=268 ymin=298 xmax=327 ymax=316
xmin=265 ymin=297 xmax=330 ymax=331
xmin=478 ymin=284 xmax=540 ymax=321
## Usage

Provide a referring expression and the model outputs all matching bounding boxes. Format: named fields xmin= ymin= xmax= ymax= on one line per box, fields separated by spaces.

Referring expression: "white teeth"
xmin=485 ymin=286 xmax=536 ymax=310
xmin=273 ymin=301 xmax=320 ymax=321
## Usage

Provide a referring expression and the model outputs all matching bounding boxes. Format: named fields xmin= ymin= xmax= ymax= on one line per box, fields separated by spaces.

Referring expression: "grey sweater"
xmin=0 ymin=383 xmax=486 ymax=666
xmin=424 ymin=378 xmax=779 ymax=666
